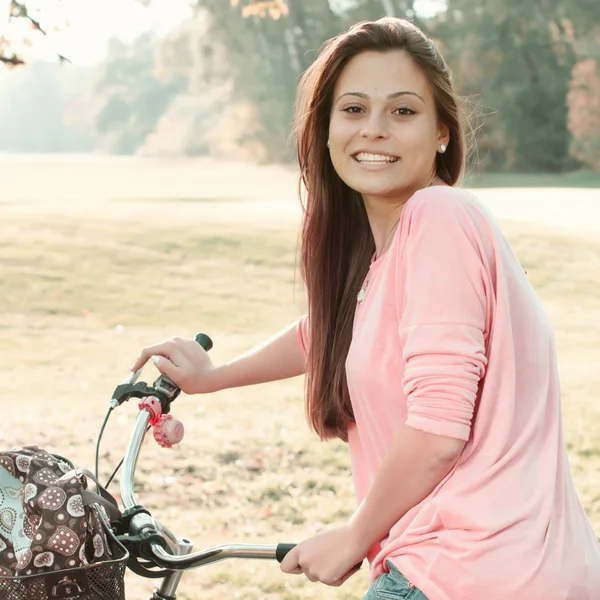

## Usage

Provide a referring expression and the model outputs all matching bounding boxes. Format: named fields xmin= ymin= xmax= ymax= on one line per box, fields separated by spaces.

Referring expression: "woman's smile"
xmin=352 ymin=151 xmax=401 ymax=168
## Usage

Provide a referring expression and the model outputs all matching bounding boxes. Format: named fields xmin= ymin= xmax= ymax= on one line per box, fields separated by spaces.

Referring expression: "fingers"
xmin=130 ymin=341 xmax=176 ymax=372
xmin=287 ymin=568 xmax=343 ymax=585
xmin=130 ymin=335 xmax=216 ymax=396
xmin=280 ymin=549 xmax=347 ymax=586
xmin=279 ymin=548 xmax=300 ymax=574
xmin=280 ymin=548 xmax=317 ymax=579
xmin=132 ymin=340 xmax=185 ymax=385
xmin=337 ymin=565 xmax=361 ymax=585
xmin=303 ymin=570 xmax=319 ymax=583
xmin=132 ymin=337 xmax=209 ymax=372
xmin=149 ymin=354 xmax=181 ymax=382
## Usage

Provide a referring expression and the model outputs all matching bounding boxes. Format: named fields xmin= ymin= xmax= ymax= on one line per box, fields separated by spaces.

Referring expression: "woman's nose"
xmin=360 ymin=111 xmax=389 ymax=140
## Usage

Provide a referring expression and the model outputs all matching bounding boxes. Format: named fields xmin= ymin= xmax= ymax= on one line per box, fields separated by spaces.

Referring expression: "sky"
xmin=0 ymin=0 xmax=193 ymax=64
xmin=0 ymin=0 xmax=446 ymax=65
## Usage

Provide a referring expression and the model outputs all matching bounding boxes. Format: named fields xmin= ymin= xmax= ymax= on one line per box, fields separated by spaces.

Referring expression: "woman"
xmin=130 ymin=17 xmax=600 ymax=600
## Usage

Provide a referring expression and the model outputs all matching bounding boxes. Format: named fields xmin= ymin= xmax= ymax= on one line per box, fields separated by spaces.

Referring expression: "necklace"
xmin=356 ymin=220 xmax=398 ymax=304
xmin=357 ymin=175 xmax=438 ymax=304
xmin=377 ymin=218 xmax=401 ymax=261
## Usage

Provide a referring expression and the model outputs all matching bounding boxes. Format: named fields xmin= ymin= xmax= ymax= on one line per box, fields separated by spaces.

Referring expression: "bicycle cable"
xmin=104 ymin=456 xmax=123 ymax=489
xmin=103 ymin=423 xmax=151 ymax=489
xmin=95 ymin=406 xmax=114 ymax=494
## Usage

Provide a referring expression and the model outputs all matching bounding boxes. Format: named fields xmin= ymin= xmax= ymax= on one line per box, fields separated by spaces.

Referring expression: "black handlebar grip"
xmin=275 ymin=543 xmax=296 ymax=563
xmin=195 ymin=333 xmax=213 ymax=352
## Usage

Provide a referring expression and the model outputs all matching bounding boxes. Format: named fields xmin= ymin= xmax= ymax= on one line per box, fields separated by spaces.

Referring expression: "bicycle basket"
xmin=0 ymin=511 xmax=128 ymax=600
xmin=0 ymin=446 xmax=129 ymax=600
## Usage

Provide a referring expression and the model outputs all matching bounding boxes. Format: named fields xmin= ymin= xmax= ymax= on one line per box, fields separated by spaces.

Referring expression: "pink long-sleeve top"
xmin=296 ymin=186 xmax=600 ymax=600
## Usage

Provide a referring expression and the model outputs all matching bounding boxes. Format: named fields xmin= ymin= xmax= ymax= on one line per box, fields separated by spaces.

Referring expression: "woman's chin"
xmin=347 ymin=180 xmax=409 ymax=200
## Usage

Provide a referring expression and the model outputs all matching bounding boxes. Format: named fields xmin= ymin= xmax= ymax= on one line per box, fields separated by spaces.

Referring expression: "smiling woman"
xmin=131 ymin=16 xmax=600 ymax=600
xmin=328 ymin=51 xmax=448 ymax=197
xmin=293 ymin=19 xmax=463 ymax=447
xmin=286 ymin=17 xmax=600 ymax=600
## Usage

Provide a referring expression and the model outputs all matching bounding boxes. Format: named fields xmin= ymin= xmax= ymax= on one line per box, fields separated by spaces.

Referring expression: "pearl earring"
xmin=440 ymin=144 xmax=447 ymax=153
xmin=327 ymin=140 xmax=330 ymax=148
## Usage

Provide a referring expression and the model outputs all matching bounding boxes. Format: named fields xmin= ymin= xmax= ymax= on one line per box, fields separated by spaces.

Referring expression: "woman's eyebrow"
xmin=335 ymin=90 xmax=425 ymax=104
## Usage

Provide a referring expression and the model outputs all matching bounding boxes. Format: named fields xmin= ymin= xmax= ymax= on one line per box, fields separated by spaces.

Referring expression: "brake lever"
xmin=109 ymin=333 xmax=214 ymax=411
xmin=109 ymin=381 xmax=164 ymax=409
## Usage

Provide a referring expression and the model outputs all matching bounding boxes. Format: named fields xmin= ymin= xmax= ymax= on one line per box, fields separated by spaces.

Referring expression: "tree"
xmin=75 ymin=33 xmax=185 ymax=154
xmin=435 ymin=0 xmax=585 ymax=172
xmin=231 ymin=0 xmax=288 ymax=19
xmin=156 ymin=0 xmax=423 ymax=161
xmin=0 ymin=61 xmax=93 ymax=152
xmin=5 ymin=0 xmax=599 ymax=171
xmin=567 ymin=58 xmax=600 ymax=171
xmin=0 ymin=0 xmax=288 ymax=67
xmin=152 ymin=0 xmax=347 ymax=161
xmin=0 ymin=0 xmax=69 ymax=66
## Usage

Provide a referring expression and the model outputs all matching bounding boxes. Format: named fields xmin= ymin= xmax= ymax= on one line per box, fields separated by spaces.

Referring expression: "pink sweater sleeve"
xmin=296 ymin=314 xmax=309 ymax=359
xmin=397 ymin=194 xmax=489 ymax=441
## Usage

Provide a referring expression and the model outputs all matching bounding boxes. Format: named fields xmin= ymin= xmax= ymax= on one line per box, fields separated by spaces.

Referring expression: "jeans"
xmin=362 ymin=562 xmax=429 ymax=600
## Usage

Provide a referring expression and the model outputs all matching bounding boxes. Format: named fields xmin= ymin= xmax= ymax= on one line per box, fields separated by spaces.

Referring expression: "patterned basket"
xmin=0 ymin=507 xmax=128 ymax=600
xmin=0 ymin=447 xmax=129 ymax=600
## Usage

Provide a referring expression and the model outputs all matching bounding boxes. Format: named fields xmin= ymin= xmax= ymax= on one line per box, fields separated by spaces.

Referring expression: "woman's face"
xmin=328 ymin=50 xmax=449 ymax=204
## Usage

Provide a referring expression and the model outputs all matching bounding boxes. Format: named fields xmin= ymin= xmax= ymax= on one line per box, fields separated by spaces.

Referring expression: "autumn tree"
xmin=0 ymin=0 xmax=69 ymax=65
xmin=3 ymin=0 xmax=599 ymax=171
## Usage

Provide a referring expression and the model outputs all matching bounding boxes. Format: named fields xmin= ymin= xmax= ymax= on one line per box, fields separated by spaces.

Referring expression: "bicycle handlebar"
xmin=116 ymin=333 xmax=297 ymax=571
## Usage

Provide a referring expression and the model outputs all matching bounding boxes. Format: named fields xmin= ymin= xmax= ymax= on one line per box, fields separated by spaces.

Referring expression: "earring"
xmin=327 ymin=140 xmax=330 ymax=148
xmin=439 ymin=143 xmax=447 ymax=153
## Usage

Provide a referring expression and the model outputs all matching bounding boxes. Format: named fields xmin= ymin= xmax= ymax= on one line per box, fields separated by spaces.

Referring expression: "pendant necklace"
xmin=356 ymin=219 xmax=398 ymax=303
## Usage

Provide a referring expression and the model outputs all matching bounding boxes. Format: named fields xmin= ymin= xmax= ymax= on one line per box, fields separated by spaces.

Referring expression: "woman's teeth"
xmin=354 ymin=153 xmax=399 ymax=164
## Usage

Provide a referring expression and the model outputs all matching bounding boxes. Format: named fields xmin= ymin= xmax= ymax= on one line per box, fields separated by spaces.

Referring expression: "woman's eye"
xmin=340 ymin=105 xmax=415 ymax=116
xmin=341 ymin=105 xmax=363 ymax=114
xmin=394 ymin=107 xmax=416 ymax=116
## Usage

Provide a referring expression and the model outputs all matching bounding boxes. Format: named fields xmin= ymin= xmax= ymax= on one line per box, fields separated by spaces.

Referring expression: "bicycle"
xmin=1 ymin=332 xmax=360 ymax=600
xmin=0 ymin=333 xmax=291 ymax=599
xmin=93 ymin=332 xmax=297 ymax=600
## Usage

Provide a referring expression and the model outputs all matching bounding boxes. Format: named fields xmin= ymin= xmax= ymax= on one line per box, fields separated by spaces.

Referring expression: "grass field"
xmin=1 ymin=156 xmax=599 ymax=599
xmin=464 ymin=169 xmax=600 ymax=188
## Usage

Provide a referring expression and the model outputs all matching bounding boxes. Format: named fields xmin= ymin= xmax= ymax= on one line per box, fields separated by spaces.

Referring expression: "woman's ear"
xmin=437 ymin=122 xmax=450 ymax=151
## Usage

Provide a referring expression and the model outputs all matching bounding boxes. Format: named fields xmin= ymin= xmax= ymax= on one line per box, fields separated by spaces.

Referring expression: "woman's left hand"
xmin=279 ymin=525 xmax=368 ymax=586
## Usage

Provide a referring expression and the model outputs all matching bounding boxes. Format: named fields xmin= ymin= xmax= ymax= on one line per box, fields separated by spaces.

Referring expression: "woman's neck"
xmin=363 ymin=176 xmax=445 ymax=257
xmin=363 ymin=198 xmax=406 ymax=259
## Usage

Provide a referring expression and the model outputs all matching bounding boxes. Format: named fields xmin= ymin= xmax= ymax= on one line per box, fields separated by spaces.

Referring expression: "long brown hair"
xmin=294 ymin=17 xmax=469 ymax=442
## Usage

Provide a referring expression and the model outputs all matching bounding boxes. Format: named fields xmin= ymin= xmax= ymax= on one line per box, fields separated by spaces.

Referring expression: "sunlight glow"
xmin=1 ymin=0 xmax=445 ymax=65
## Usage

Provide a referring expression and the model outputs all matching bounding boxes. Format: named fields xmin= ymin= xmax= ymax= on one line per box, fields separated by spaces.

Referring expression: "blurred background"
xmin=1 ymin=0 xmax=599 ymax=179
xmin=1 ymin=3 xmax=599 ymax=599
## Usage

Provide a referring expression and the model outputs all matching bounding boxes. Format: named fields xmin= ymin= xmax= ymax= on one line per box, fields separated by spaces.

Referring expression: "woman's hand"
xmin=130 ymin=336 xmax=220 ymax=394
xmin=279 ymin=525 xmax=367 ymax=587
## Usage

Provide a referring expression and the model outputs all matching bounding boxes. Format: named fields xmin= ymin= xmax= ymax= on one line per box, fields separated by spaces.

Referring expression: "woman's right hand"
xmin=130 ymin=336 xmax=221 ymax=395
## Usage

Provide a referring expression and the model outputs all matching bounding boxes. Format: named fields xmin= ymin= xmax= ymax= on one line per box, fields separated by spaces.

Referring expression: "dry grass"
xmin=1 ymin=157 xmax=599 ymax=599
